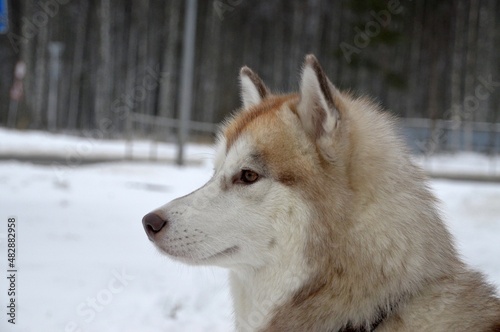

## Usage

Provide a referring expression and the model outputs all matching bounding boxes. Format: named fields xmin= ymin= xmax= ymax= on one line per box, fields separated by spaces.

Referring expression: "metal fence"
xmin=124 ymin=111 xmax=218 ymax=163
xmin=402 ymin=118 xmax=500 ymax=155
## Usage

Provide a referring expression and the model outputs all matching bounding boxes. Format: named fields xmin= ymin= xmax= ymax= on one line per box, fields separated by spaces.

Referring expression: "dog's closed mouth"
xmin=203 ymin=245 xmax=239 ymax=260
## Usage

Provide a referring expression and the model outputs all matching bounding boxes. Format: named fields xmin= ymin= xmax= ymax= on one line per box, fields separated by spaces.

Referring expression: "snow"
xmin=0 ymin=128 xmax=499 ymax=332
xmin=0 ymin=127 xmax=211 ymax=164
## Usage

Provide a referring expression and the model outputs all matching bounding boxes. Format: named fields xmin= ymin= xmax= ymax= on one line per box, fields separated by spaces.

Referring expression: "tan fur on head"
xmin=224 ymin=94 xmax=297 ymax=152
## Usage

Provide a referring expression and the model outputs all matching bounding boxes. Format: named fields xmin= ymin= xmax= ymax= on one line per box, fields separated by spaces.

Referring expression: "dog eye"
xmin=239 ymin=170 xmax=259 ymax=184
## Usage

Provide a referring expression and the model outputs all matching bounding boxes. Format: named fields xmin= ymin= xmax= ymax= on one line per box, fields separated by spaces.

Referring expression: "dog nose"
xmin=142 ymin=212 xmax=167 ymax=240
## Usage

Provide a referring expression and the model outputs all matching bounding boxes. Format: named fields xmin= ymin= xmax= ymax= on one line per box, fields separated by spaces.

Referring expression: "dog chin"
xmin=156 ymin=244 xmax=240 ymax=266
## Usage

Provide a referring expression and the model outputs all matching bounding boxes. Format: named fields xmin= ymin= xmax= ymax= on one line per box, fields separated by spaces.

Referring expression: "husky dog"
xmin=142 ymin=55 xmax=500 ymax=331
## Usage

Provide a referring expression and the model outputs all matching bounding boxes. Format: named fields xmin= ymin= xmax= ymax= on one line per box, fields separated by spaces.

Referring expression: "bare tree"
xmin=94 ymin=0 xmax=112 ymax=127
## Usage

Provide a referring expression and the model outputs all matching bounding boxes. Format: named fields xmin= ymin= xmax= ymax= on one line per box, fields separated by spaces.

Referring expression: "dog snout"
xmin=142 ymin=212 xmax=167 ymax=241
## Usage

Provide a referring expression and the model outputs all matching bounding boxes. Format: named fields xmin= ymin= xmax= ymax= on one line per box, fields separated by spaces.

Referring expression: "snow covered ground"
xmin=0 ymin=128 xmax=499 ymax=332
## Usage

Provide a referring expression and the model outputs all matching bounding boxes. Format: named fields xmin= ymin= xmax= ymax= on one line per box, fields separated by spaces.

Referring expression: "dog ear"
xmin=297 ymin=54 xmax=341 ymax=139
xmin=239 ymin=66 xmax=269 ymax=108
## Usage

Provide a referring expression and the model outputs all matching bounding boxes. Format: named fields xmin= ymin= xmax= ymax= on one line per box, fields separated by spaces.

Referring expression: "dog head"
xmin=142 ymin=55 xmax=352 ymax=270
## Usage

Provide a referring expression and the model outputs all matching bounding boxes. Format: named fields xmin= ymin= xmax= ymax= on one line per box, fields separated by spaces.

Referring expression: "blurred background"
xmin=1 ymin=0 xmax=499 ymax=157
xmin=0 ymin=1 xmax=499 ymax=331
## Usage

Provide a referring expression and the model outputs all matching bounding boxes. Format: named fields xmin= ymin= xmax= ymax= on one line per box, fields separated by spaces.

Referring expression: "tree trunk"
xmin=32 ymin=8 xmax=48 ymax=129
xmin=158 ymin=0 xmax=181 ymax=120
xmin=463 ymin=0 xmax=479 ymax=150
xmin=67 ymin=0 xmax=89 ymax=129
xmin=94 ymin=0 xmax=112 ymax=129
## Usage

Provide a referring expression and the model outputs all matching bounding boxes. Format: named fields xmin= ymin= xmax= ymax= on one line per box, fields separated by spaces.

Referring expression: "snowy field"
xmin=1 ymin=128 xmax=500 ymax=332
